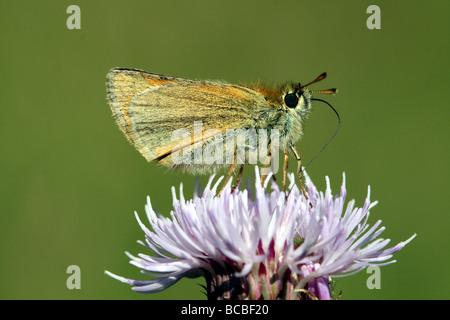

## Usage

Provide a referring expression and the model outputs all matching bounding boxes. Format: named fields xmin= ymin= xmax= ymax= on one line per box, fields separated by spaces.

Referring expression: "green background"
xmin=1 ymin=0 xmax=448 ymax=300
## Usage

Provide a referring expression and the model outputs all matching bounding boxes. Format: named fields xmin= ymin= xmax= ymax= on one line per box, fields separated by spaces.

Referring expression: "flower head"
xmin=106 ymin=168 xmax=415 ymax=300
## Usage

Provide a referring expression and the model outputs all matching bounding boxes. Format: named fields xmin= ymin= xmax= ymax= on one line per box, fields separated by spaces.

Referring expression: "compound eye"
xmin=284 ymin=93 xmax=299 ymax=108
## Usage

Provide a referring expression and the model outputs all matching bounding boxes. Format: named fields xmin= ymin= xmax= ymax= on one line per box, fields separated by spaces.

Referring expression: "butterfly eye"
xmin=284 ymin=93 xmax=299 ymax=108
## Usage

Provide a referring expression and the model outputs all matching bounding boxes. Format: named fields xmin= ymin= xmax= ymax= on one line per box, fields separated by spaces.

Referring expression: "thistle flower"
xmin=106 ymin=168 xmax=415 ymax=300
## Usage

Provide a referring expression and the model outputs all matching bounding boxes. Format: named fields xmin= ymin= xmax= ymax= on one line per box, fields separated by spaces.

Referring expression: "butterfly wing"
xmin=106 ymin=68 xmax=268 ymax=170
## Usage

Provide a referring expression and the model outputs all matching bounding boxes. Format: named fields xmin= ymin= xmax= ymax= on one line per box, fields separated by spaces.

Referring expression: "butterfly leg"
xmin=218 ymin=163 xmax=235 ymax=196
xmin=282 ymin=148 xmax=289 ymax=194
xmin=261 ymin=144 xmax=273 ymax=187
xmin=231 ymin=164 xmax=244 ymax=192
xmin=289 ymin=144 xmax=309 ymax=200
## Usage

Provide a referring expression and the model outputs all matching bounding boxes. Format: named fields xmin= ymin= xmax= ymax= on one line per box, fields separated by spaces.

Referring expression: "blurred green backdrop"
xmin=1 ymin=0 xmax=448 ymax=300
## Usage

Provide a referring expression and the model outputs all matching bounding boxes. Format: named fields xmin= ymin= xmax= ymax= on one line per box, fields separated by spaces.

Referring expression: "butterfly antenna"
xmin=302 ymin=98 xmax=341 ymax=172
xmin=299 ymin=72 xmax=328 ymax=90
